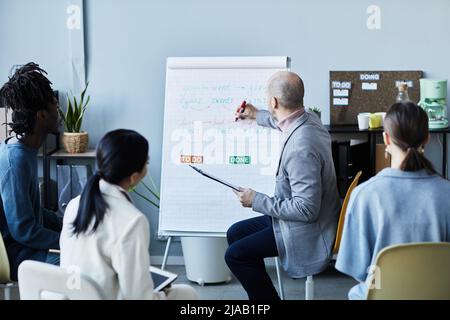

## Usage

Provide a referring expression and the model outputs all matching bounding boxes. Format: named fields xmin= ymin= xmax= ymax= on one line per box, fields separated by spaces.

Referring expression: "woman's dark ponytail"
xmin=72 ymin=172 xmax=107 ymax=235
xmin=400 ymin=147 xmax=436 ymax=174
xmin=71 ymin=129 xmax=149 ymax=235
xmin=384 ymin=102 xmax=437 ymax=175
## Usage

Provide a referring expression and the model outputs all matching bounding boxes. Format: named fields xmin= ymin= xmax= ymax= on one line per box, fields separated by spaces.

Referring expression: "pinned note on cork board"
xmin=330 ymin=71 xmax=423 ymax=125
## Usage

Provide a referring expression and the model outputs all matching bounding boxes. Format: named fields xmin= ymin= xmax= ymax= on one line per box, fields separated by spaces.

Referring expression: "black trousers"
xmin=225 ymin=215 xmax=280 ymax=300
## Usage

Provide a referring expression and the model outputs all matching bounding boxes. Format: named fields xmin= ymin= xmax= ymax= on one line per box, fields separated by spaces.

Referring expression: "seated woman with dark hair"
xmin=336 ymin=102 xmax=450 ymax=299
xmin=60 ymin=129 xmax=197 ymax=300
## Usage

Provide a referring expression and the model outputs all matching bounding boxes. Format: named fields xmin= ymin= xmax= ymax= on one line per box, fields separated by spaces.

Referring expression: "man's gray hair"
xmin=267 ymin=71 xmax=304 ymax=109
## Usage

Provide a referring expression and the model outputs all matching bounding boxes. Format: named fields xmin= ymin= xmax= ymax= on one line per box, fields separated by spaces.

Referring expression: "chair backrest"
xmin=367 ymin=242 xmax=450 ymax=300
xmin=18 ymin=260 xmax=105 ymax=300
xmin=332 ymin=171 xmax=362 ymax=254
xmin=0 ymin=230 xmax=11 ymax=283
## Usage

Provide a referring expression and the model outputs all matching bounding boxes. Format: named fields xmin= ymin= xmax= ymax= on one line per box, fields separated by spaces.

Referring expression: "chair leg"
xmin=305 ymin=275 xmax=314 ymax=300
xmin=4 ymin=286 xmax=11 ymax=300
xmin=274 ymin=257 xmax=285 ymax=300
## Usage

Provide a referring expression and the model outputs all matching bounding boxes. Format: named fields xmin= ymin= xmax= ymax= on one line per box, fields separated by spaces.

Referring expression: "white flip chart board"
xmin=159 ymin=57 xmax=288 ymax=236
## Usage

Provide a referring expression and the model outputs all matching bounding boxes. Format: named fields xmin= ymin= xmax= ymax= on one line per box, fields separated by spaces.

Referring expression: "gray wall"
xmin=1 ymin=0 xmax=450 ymax=257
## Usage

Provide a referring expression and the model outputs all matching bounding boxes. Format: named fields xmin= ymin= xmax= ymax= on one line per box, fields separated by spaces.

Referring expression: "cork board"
xmin=330 ymin=71 xmax=423 ymax=125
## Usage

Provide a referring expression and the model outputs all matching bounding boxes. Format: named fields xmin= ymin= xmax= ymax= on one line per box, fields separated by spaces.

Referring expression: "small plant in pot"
xmin=59 ymin=83 xmax=90 ymax=154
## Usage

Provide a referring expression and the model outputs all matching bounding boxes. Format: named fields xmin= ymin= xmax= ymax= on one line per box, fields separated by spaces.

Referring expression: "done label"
xmin=229 ymin=156 xmax=251 ymax=165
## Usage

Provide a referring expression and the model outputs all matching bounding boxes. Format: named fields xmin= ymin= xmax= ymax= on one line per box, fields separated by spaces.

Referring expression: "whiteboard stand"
xmin=161 ymin=236 xmax=172 ymax=271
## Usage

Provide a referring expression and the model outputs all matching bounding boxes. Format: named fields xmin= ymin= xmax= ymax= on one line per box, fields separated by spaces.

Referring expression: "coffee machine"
xmin=418 ymin=79 xmax=448 ymax=129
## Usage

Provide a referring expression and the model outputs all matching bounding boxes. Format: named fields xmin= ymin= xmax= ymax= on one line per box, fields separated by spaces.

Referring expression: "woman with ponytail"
xmin=60 ymin=129 xmax=197 ymax=300
xmin=336 ymin=102 xmax=450 ymax=299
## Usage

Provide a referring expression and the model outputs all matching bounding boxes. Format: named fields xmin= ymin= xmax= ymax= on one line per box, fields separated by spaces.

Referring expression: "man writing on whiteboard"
xmin=225 ymin=71 xmax=340 ymax=300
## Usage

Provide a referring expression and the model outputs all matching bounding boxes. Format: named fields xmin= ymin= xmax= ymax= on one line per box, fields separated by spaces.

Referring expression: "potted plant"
xmin=59 ymin=83 xmax=90 ymax=153
xmin=308 ymin=106 xmax=321 ymax=119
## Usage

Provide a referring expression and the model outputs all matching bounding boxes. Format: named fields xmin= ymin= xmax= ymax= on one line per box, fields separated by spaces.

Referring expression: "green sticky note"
xmin=229 ymin=156 xmax=251 ymax=164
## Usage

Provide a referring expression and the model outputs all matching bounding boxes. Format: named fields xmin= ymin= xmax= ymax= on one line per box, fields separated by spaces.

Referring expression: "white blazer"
xmin=60 ymin=179 xmax=165 ymax=300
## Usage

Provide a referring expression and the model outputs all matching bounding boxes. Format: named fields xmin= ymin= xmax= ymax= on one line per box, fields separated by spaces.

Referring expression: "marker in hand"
xmin=235 ymin=101 xmax=247 ymax=122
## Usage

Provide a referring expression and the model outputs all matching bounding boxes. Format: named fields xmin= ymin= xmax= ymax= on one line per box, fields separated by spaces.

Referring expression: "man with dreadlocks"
xmin=0 ymin=62 xmax=62 ymax=280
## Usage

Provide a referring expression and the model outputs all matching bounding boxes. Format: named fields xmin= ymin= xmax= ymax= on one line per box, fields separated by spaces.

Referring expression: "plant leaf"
xmin=66 ymin=99 xmax=74 ymax=132
xmin=141 ymin=181 xmax=160 ymax=200
xmin=133 ymin=189 xmax=160 ymax=209
xmin=147 ymin=175 xmax=159 ymax=194
xmin=83 ymin=95 xmax=90 ymax=109
xmin=74 ymin=95 xmax=80 ymax=115
xmin=75 ymin=109 xmax=84 ymax=132
xmin=80 ymin=82 xmax=89 ymax=107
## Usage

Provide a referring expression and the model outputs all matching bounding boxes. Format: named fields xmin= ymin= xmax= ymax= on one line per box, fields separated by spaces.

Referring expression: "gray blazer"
xmin=252 ymin=110 xmax=340 ymax=278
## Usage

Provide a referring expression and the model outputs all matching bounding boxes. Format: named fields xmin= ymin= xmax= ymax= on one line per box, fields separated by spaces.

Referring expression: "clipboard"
xmin=189 ymin=165 xmax=241 ymax=192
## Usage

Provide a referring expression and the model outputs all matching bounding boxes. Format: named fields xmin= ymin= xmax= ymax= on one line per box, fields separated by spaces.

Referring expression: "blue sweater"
xmin=0 ymin=138 xmax=62 ymax=280
xmin=335 ymin=168 xmax=450 ymax=299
